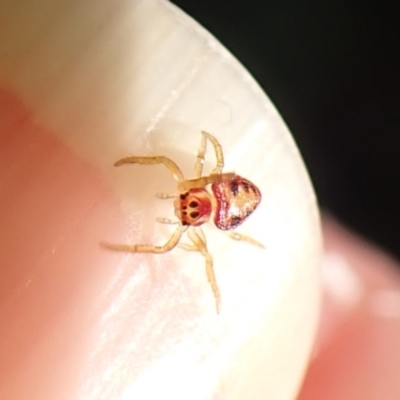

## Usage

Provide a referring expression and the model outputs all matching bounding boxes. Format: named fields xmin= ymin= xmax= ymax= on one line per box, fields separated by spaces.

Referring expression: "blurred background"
xmin=173 ymin=0 xmax=400 ymax=260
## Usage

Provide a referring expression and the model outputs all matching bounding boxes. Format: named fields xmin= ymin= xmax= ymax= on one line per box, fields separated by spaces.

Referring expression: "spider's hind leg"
xmin=224 ymin=231 xmax=265 ymax=249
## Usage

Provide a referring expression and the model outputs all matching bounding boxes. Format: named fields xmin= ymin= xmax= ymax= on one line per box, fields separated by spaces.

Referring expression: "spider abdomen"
xmin=211 ymin=174 xmax=261 ymax=230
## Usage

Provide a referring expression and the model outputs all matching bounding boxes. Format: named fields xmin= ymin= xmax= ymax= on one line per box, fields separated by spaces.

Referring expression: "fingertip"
xmin=299 ymin=217 xmax=400 ymax=400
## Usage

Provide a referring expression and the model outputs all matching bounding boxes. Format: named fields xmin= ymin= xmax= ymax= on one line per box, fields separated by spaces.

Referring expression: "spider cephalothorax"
xmin=101 ymin=131 xmax=263 ymax=313
xmin=174 ymin=189 xmax=212 ymax=226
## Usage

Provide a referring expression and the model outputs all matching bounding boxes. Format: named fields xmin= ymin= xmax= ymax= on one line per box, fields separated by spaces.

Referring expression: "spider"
xmin=101 ymin=131 xmax=263 ymax=313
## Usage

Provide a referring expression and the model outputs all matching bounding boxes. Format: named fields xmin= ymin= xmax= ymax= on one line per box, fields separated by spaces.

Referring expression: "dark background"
xmin=173 ymin=0 xmax=400 ymax=259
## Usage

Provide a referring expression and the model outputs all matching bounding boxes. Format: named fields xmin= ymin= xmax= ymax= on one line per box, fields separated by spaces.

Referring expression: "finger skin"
xmin=0 ymin=84 xmax=316 ymax=400
xmin=0 ymin=88 xmax=124 ymax=399
xmin=298 ymin=218 xmax=400 ymax=400
xmin=0 ymin=0 xmax=321 ymax=399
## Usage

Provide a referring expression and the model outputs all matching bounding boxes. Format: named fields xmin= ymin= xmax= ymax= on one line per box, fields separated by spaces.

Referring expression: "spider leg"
xmin=193 ymin=131 xmax=207 ymax=178
xmin=156 ymin=217 xmax=179 ymax=225
xmin=155 ymin=193 xmax=177 ymax=199
xmin=224 ymin=231 xmax=265 ymax=249
xmin=177 ymin=243 xmax=198 ymax=251
xmin=187 ymin=227 xmax=221 ymax=313
xmin=114 ymin=156 xmax=184 ymax=182
xmin=178 ymin=172 xmax=235 ymax=191
xmin=178 ymin=227 xmax=207 ymax=250
xmin=100 ymin=225 xmax=186 ymax=254
xmin=201 ymin=131 xmax=224 ymax=175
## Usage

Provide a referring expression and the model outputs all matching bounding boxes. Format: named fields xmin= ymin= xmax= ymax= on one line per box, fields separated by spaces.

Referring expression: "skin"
xmin=298 ymin=217 xmax=400 ymax=400
xmin=0 ymin=1 xmax=320 ymax=398
xmin=0 ymin=84 xmax=318 ymax=399
xmin=3 ymin=0 xmax=399 ymax=399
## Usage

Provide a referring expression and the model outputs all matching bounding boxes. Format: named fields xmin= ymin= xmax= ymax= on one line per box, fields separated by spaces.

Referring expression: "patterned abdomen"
xmin=211 ymin=175 xmax=262 ymax=230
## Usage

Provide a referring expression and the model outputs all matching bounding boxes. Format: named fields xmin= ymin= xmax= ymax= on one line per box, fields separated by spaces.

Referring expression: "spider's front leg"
xmin=100 ymin=225 xmax=186 ymax=254
xmin=178 ymin=172 xmax=235 ymax=191
xmin=187 ymin=227 xmax=221 ymax=313
xmin=155 ymin=193 xmax=177 ymax=200
xmin=201 ymin=131 xmax=224 ymax=175
xmin=177 ymin=227 xmax=207 ymax=250
xmin=193 ymin=131 xmax=207 ymax=179
xmin=114 ymin=155 xmax=184 ymax=183
xmin=192 ymin=131 xmax=225 ymax=179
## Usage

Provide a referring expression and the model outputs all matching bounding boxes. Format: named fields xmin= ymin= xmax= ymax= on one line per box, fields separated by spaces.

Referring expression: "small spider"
xmin=101 ymin=131 xmax=263 ymax=313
